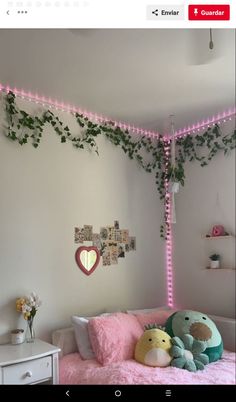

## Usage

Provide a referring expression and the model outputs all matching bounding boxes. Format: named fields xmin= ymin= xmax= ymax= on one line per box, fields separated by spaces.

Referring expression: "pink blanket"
xmin=59 ymin=351 xmax=235 ymax=385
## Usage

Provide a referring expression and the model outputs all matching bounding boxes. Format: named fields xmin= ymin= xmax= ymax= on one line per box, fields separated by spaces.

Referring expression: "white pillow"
xmin=71 ymin=312 xmax=117 ymax=359
xmin=126 ymin=306 xmax=171 ymax=314
xmin=71 ymin=316 xmax=95 ymax=360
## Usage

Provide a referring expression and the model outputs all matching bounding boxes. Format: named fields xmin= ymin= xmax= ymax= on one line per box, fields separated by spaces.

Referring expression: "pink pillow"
xmin=88 ymin=312 xmax=143 ymax=365
xmin=135 ymin=310 xmax=175 ymax=329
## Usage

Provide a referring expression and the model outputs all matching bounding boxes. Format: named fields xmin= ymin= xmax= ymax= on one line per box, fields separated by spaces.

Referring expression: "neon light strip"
xmin=0 ymin=83 xmax=159 ymax=139
xmin=164 ymin=141 xmax=174 ymax=308
xmin=0 ymin=83 xmax=235 ymax=140
xmin=165 ymin=108 xmax=236 ymax=140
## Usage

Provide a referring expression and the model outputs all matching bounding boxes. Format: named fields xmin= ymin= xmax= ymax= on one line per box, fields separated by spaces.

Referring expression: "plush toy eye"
xmin=202 ymin=317 xmax=207 ymax=320
xmin=149 ymin=338 xmax=152 ymax=342
xmin=185 ymin=317 xmax=189 ymax=320
xmin=162 ymin=339 xmax=166 ymax=342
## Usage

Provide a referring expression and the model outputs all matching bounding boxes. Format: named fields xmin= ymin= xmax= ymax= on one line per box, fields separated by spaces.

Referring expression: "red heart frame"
xmin=75 ymin=246 xmax=100 ymax=276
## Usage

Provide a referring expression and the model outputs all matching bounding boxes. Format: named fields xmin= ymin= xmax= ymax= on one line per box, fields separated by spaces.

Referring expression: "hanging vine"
xmin=2 ymin=91 xmax=236 ymax=238
xmin=175 ymin=126 xmax=236 ymax=167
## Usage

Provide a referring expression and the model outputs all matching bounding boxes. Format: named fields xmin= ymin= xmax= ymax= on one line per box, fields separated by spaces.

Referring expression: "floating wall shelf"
xmin=202 ymin=235 xmax=234 ymax=240
xmin=205 ymin=267 xmax=235 ymax=270
xmin=202 ymin=233 xmax=235 ymax=271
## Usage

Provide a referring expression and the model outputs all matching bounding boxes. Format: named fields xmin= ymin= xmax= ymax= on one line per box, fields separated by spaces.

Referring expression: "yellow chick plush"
xmin=135 ymin=329 xmax=172 ymax=367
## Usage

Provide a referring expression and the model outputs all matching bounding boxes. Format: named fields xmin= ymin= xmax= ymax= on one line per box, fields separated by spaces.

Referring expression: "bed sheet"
xmin=59 ymin=350 xmax=235 ymax=385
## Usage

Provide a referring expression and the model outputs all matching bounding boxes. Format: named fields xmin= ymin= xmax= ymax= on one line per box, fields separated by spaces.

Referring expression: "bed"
xmin=52 ymin=311 xmax=235 ymax=385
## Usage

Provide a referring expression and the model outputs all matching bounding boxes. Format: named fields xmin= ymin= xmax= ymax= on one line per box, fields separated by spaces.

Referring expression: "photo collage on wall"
xmin=74 ymin=221 xmax=136 ymax=266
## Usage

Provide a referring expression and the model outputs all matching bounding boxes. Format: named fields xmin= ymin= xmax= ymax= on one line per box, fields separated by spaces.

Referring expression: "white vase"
xmin=25 ymin=317 xmax=35 ymax=343
xmin=210 ymin=260 xmax=220 ymax=269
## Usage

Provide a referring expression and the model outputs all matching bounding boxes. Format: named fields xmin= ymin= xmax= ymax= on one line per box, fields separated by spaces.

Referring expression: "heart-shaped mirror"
xmin=75 ymin=246 xmax=100 ymax=275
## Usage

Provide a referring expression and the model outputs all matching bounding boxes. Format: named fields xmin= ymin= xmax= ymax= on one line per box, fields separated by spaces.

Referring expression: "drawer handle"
xmin=25 ymin=371 xmax=32 ymax=378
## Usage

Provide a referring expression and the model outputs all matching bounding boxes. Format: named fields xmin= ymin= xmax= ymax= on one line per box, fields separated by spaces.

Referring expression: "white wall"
xmin=0 ymin=97 xmax=165 ymax=343
xmin=174 ymin=120 xmax=235 ymax=318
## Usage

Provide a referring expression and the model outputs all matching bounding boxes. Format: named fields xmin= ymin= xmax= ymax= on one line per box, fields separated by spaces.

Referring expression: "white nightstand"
xmin=0 ymin=339 xmax=60 ymax=384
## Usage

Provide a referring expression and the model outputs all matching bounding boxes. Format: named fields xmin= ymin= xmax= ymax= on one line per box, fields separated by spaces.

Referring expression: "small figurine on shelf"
xmin=211 ymin=225 xmax=226 ymax=237
xmin=209 ymin=254 xmax=220 ymax=269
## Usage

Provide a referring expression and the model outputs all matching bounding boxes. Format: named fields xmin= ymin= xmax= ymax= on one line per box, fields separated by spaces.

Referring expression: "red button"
xmin=189 ymin=4 xmax=230 ymax=20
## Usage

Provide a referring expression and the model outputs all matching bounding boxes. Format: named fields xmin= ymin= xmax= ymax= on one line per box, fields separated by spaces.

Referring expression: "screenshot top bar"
xmin=0 ymin=0 xmax=235 ymax=28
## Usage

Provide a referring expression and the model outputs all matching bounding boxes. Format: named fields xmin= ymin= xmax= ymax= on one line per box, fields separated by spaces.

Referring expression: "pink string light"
xmin=0 ymin=83 xmax=160 ymax=139
xmin=162 ymin=108 xmax=235 ymax=141
xmin=173 ymin=108 xmax=236 ymax=139
xmin=1 ymin=82 xmax=234 ymax=141
xmin=164 ymin=142 xmax=174 ymax=308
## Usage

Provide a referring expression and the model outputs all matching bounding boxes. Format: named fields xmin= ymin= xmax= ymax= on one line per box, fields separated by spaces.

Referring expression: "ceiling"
xmin=0 ymin=29 xmax=235 ymax=134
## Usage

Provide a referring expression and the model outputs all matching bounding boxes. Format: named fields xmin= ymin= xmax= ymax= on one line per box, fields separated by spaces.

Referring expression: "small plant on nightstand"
xmin=209 ymin=253 xmax=220 ymax=269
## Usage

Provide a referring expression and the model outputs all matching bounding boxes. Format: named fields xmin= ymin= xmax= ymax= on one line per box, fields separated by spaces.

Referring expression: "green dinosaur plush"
xmin=170 ymin=334 xmax=209 ymax=372
xmin=165 ymin=310 xmax=223 ymax=363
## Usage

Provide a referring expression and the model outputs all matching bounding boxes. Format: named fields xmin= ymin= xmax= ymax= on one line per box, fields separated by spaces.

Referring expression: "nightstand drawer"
xmin=3 ymin=356 xmax=52 ymax=384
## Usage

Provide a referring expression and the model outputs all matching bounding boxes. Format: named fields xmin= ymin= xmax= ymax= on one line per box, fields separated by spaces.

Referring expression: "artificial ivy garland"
xmin=2 ymin=91 xmax=236 ymax=238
